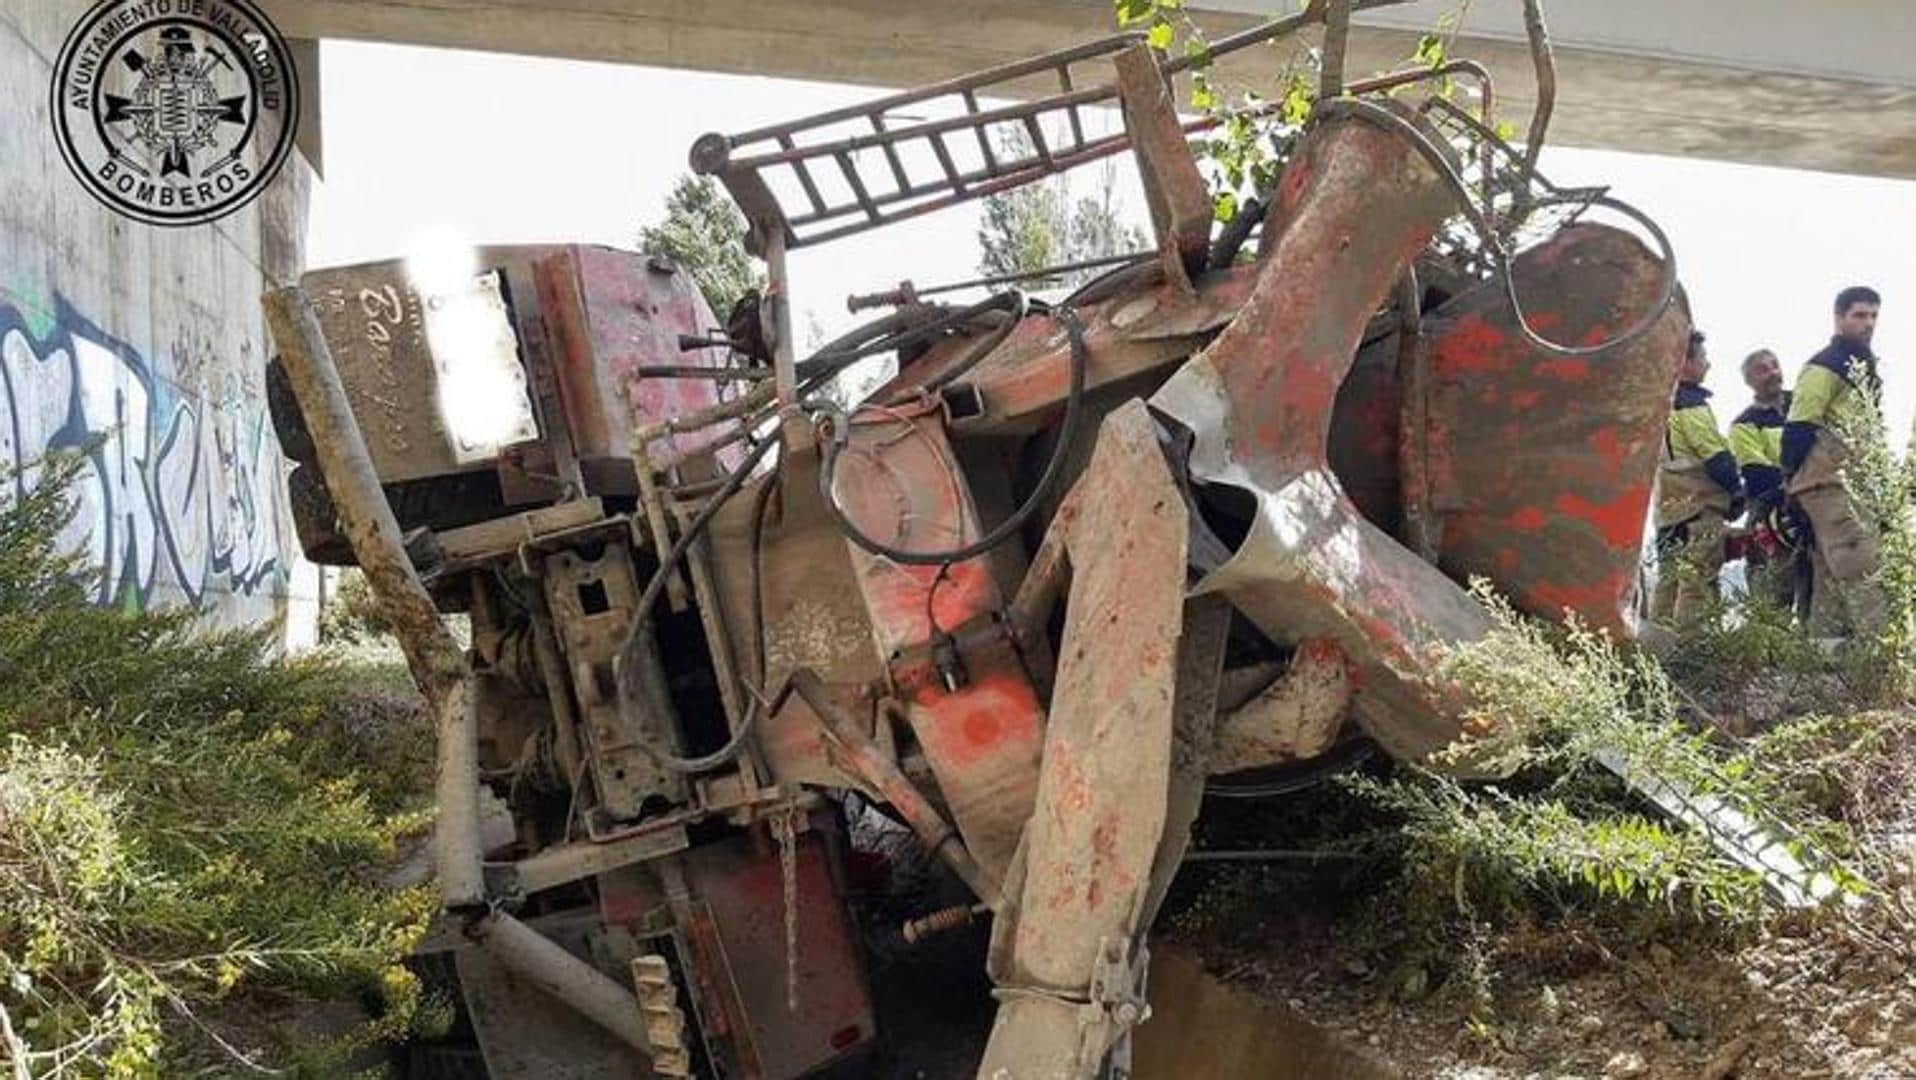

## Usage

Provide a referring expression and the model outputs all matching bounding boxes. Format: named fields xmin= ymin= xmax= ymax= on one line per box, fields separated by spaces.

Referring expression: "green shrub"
xmin=0 ymin=456 xmax=435 ymax=1077
xmin=1350 ymin=585 xmax=1878 ymax=946
xmin=318 ymin=569 xmax=391 ymax=647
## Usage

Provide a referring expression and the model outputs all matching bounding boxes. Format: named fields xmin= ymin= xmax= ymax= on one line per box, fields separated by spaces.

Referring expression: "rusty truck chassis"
xmin=267 ymin=1 xmax=1689 ymax=1075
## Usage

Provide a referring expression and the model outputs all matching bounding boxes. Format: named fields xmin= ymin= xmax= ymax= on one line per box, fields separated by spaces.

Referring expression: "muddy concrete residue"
xmin=1133 ymin=947 xmax=1401 ymax=1080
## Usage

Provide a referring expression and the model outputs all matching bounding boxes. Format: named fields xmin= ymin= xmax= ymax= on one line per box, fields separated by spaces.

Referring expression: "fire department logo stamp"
xmin=50 ymin=0 xmax=299 ymax=227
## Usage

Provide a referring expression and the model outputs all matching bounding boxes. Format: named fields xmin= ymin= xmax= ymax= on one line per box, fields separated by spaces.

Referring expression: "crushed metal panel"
xmin=981 ymin=399 xmax=1187 ymax=1074
xmin=1417 ymin=223 xmax=1689 ymax=636
xmin=684 ymin=828 xmax=876 ymax=1075
xmin=830 ymin=406 xmax=1045 ymax=881
xmin=880 ymin=265 xmax=1261 ymax=437
xmin=1150 ymin=107 xmax=1500 ymax=767
xmin=535 ymin=245 xmax=743 ymax=469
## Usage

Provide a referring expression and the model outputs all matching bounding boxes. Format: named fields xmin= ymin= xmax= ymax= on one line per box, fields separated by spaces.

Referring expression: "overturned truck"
xmin=266 ymin=1 xmax=1687 ymax=1075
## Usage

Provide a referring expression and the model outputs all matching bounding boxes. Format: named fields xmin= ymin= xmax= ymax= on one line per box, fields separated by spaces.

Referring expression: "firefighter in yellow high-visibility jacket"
xmin=1730 ymin=348 xmax=1808 ymax=615
xmin=1654 ymin=331 xmax=1744 ymax=623
xmin=1783 ymin=286 xmax=1887 ymax=637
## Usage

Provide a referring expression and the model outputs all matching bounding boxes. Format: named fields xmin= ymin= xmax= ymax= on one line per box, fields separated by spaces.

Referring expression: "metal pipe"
xmin=1161 ymin=0 xmax=1410 ymax=76
xmin=1520 ymin=0 xmax=1557 ymax=182
xmin=633 ymin=365 xmax=774 ymax=381
xmin=263 ymin=287 xmax=485 ymax=911
xmin=633 ymin=381 xmax=776 ymax=443
xmin=1320 ymin=0 xmax=1353 ymax=100
xmin=469 ymin=911 xmax=653 ymax=1056
xmin=504 ymin=827 xmax=690 ymax=895
xmin=762 ymin=226 xmax=799 ymax=411
xmin=848 ymin=251 xmax=1150 ymax=312
xmin=525 ymin=594 xmax=585 ymax=786
xmin=630 ymin=440 xmax=687 ymax=608
xmin=790 ymin=671 xmax=999 ymax=905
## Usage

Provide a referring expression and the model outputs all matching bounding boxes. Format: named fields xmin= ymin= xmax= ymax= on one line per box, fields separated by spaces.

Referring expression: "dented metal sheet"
xmin=1212 ymin=638 xmax=1353 ymax=774
xmin=982 ymin=399 xmax=1187 ymax=1074
xmin=1151 ymin=107 xmax=1498 ymax=767
xmin=1416 ymin=223 xmax=1689 ymax=635
xmin=830 ymin=405 xmax=1045 ymax=884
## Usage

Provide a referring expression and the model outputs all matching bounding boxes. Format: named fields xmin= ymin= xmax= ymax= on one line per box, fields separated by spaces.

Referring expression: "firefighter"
xmin=1653 ymin=330 xmax=1744 ymax=623
xmin=1730 ymin=348 xmax=1808 ymax=615
xmin=1782 ymin=286 xmax=1888 ymax=638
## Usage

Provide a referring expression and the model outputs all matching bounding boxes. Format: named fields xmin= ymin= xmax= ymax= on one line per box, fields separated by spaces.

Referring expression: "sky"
xmin=307 ymin=40 xmax=1916 ymax=439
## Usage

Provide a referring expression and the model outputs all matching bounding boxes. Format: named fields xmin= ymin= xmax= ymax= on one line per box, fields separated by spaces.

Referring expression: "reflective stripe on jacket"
xmin=1658 ymin=382 xmax=1741 ymax=529
xmin=1730 ymin=393 xmax=1789 ymax=509
xmin=1784 ymin=339 xmax=1881 ymax=494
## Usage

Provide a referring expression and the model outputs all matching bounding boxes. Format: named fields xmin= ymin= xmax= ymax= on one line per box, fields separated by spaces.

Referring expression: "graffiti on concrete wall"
xmin=0 ymin=295 xmax=286 ymax=610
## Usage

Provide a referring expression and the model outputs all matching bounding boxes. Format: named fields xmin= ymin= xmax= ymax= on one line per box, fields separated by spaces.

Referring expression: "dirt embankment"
xmin=1160 ymin=735 xmax=1916 ymax=1079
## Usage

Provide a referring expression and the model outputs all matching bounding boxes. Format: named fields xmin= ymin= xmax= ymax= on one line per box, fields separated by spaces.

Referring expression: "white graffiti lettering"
xmin=0 ymin=296 xmax=287 ymax=611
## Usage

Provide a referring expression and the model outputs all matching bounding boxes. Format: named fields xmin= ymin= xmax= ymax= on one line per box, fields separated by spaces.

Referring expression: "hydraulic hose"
xmin=815 ymin=306 xmax=1089 ymax=566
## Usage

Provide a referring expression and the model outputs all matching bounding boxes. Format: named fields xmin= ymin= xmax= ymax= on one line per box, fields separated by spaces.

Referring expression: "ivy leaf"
xmin=1190 ymin=77 xmax=1219 ymax=112
xmin=1184 ymin=38 xmax=1213 ymax=68
xmin=1281 ymin=77 xmax=1314 ymax=127
xmin=1413 ymin=33 xmax=1445 ymax=70
xmin=1114 ymin=0 xmax=1156 ymax=28
xmin=1146 ymin=22 xmax=1175 ymax=51
xmin=1214 ymin=190 xmax=1239 ymax=224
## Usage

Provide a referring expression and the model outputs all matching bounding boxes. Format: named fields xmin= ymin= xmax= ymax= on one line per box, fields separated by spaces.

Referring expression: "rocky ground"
xmin=1171 ymin=869 xmax=1914 ymax=1078
xmin=1162 ymin=718 xmax=1916 ymax=1079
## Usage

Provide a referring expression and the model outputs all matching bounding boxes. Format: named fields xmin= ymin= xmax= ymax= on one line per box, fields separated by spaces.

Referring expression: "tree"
xmin=975 ymin=132 xmax=1149 ymax=288
xmin=637 ymin=175 xmax=765 ymax=318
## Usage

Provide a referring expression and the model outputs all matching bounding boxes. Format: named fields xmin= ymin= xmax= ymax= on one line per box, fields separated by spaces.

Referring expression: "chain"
xmin=772 ymin=804 xmax=800 ymax=1013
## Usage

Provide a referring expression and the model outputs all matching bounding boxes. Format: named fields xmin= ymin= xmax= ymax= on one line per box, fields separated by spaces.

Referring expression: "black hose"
xmin=605 ymin=292 xmax=1037 ymax=773
xmin=613 ymin=434 xmax=779 ymax=773
xmin=916 ymin=291 xmax=1028 ymax=395
xmin=815 ymin=307 xmax=1088 ymax=567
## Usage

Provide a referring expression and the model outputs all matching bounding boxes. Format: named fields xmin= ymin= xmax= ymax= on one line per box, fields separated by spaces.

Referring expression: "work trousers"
xmin=1796 ymin=483 xmax=1887 ymax=638
xmin=1652 ymin=510 xmax=1727 ymax=625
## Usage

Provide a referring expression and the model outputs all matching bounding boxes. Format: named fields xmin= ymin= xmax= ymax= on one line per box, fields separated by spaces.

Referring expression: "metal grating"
xmin=691 ymin=1 xmax=1412 ymax=250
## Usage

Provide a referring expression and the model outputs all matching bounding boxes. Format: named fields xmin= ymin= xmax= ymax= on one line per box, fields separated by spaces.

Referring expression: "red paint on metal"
xmin=1589 ymin=426 xmax=1629 ymax=472
xmin=536 ymin=246 xmax=743 ymax=466
xmin=685 ymin=830 xmax=875 ymax=1074
xmin=1509 ymin=506 xmax=1548 ymax=531
xmin=1527 ymin=568 xmax=1634 ymax=617
xmin=1420 ymin=224 xmax=1688 ymax=635
xmin=1554 ymin=487 xmax=1651 ymax=550
xmin=1537 ymin=357 xmax=1593 ymax=382
xmin=1429 ymin=313 xmax=1505 ymax=376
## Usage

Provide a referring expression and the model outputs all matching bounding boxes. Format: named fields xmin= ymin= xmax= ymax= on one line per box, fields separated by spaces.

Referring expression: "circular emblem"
xmin=50 ymin=0 xmax=299 ymax=227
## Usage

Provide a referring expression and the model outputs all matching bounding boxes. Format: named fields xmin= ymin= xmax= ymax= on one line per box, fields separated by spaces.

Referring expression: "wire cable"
xmin=814 ymin=306 xmax=1089 ymax=566
xmin=1317 ymin=97 xmax=1678 ymax=359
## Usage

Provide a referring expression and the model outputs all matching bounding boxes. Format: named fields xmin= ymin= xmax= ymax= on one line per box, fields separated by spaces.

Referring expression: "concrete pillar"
xmin=0 ymin=0 xmax=315 ymax=645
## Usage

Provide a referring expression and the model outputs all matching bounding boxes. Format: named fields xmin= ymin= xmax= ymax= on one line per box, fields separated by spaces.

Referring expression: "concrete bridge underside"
xmin=262 ymin=0 xmax=1916 ymax=180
